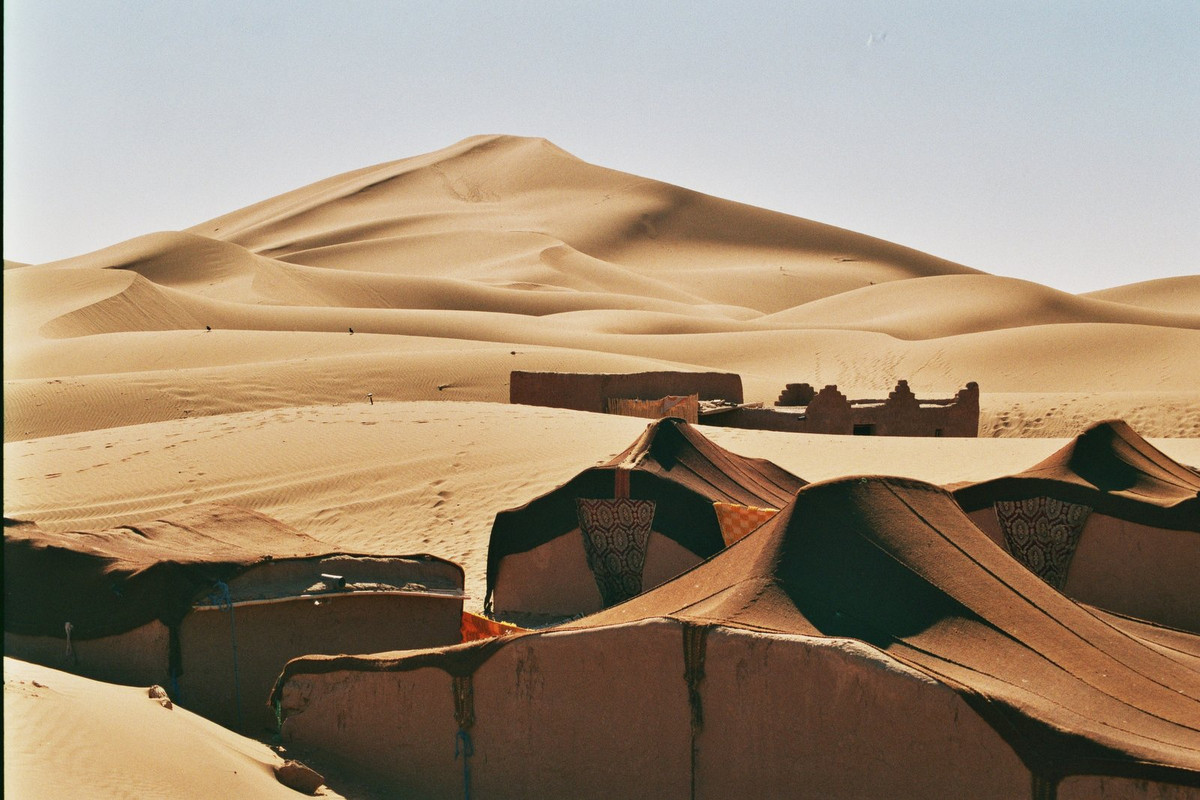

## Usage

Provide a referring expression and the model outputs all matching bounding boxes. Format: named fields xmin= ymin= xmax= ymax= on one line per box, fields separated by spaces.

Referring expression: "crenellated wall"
xmin=710 ymin=382 xmax=978 ymax=437
xmin=509 ymin=371 xmax=977 ymax=437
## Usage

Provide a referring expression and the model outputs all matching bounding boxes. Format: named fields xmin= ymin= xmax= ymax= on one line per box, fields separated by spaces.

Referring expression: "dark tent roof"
xmin=567 ymin=475 xmax=1200 ymax=784
xmin=4 ymin=504 xmax=463 ymax=640
xmin=951 ymin=419 xmax=1200 ymax=530
xmin=277 ymin=476 xmax=1200 ymax=785
xmin=484 ymin=417 xmax=807 ymax=606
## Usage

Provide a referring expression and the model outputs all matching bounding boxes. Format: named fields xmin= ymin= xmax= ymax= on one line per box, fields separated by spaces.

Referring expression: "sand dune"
xmin=5 ymin=134 xmax=1199 ymax=797
xmin=1082 ymin=275 xmax=1200 ymax=315
xmin=186 ymin=135 xmax=981 ymax=314
xmin=8 ymin=135 xmax=1195 ymax=439
xmin=759 ymin=274 xmax=1200 ymax=339
xmin=5 ymin=321 xmax=1198 ymax=442
xmin=6 ymin=401 xmax=1200 ymax=610
xmin=4 ymin=657 xmax=340 ymax=799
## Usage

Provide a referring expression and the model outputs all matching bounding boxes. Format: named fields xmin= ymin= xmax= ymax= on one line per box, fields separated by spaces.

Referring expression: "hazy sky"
xmin=5 ymin=1 xmax=1197 ymax=293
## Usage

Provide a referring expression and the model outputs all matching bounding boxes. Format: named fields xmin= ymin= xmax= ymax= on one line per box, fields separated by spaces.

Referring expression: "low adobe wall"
xmin=511 ymin=373 xmax=978 ymax=436
xmin=701 ymin=406 xmax=809 ymax=433
xmin=510 ymin=371 xmax=743 ymax=414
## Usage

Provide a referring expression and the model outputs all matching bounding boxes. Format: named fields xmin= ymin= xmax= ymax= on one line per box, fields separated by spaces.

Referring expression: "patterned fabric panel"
xmin=995 ymin=497 xmax=1092 ymax=589
xmin=713 ymin=502 xmax=779 ymax=547
xmin=576 ymin=498 xmax=657 ymax=607
xmin=606 ymin=395 xmax=700 ymax=424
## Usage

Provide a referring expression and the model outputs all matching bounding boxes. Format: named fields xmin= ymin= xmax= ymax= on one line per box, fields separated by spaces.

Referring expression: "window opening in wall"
xmin=853 ymin=424 xmax=875 ymax=436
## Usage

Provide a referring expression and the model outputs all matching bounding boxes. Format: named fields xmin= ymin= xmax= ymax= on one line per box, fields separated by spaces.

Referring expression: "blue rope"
xmin=208 ymin=580 xmax=243 ymax=729
xmin=64 ymin=622 xmax=77 ymax=665
xmin=455 ymin=729 xmax=473 ymax=800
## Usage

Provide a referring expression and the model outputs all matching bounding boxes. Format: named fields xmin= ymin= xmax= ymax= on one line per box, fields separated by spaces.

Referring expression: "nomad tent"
xmin=485 ymin=417 xmax=806 ymax=624
xmin=273 ymin=477 xmax=1200 ymax=799
xmin=4 ymin=504 xmax=464 ymax=731
xmin=951 ymin=419 xmax=1200 ymax=631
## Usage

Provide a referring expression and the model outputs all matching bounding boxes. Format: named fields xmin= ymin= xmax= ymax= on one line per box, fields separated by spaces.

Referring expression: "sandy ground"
xmin=3 ymin=656 xmax=351 ymax=799
xmin=6 ymin=400 xmax=1199 ymax=612
xmin=4 ymin=134 xmax=1199 ymax=797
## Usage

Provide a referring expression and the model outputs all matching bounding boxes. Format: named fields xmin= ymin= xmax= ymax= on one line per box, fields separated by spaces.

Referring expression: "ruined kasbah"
xmin=509 ymin=371 xmax=980 ymax=437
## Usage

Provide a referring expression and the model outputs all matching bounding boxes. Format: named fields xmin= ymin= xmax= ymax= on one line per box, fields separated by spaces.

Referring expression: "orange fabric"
xmin=461 ymin=612 xmax=525 ymax=643
xmin=713 ymin=502 xmax=779 ymax=546
xmin=614 ymin=467 xmax=631 ymax=499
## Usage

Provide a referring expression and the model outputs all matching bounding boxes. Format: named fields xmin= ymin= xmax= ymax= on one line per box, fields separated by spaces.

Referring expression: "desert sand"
xmin=4 ymin=134 xmax=1199 ymax=796
xmin=4 ymin=656 xmax=349 ymax=799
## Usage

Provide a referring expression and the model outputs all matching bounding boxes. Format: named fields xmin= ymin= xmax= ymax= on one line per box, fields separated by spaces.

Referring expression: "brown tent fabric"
xmin=3 ymin=504 xmax=464 ymax=641
xmin=284 ymin=476 xmax=1200 ymax=787
xmin=484 ymin=417 xmax=806 ymax=609
xmin=951 ymin=419 xmax=1200 ymax=530
xmin=569 ymin=476 xmax=1200 ymax=784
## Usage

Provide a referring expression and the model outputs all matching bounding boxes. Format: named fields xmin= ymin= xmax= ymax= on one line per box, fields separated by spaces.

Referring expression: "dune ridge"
xmin=6 ymin=401 xmax=1200 ymax=611
xmin=1082 ymin=276 xmax=1200 ymax=315
xmin=4 ymin=134 xmax=1199 ymax=798
xmin=5 ymin=132 xmax=1199 ymax=573
xmin=8 ymin=136 xmax=1196 ymax=436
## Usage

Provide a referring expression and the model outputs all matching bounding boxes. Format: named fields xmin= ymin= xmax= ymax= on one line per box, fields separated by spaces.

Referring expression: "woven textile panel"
xmin=576 ymin=498 xmax=656 ymax=606
xmin=995 ymin=497 xmax=1092 ymax=589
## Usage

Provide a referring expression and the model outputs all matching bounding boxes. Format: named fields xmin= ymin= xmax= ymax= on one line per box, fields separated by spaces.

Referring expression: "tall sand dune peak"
xmin=177 ymin=134 xmax=983 ymax=313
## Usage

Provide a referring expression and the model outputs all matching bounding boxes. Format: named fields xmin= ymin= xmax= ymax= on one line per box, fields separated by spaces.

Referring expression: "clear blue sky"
xmin=5 ymin=1 xmax=1197 ymax=293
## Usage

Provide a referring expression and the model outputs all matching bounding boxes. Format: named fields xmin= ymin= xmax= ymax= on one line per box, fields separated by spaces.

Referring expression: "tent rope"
xmin=1031 ymin=774 xmax=1057 ymax=800
xmin=455 ymin=729 xmax=474 ymax=800
xmin=64 ymin=621 xmax=77 ymax=664
xmin=683 ymin=623 xmax=708 ymax=731
xmin=452 ymin=674 xmax=476 ymax=800
xmin=683 ymin=623 xmax=709 ymax=800
xmin=208 ymin=580 xmax=243 ymax=729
